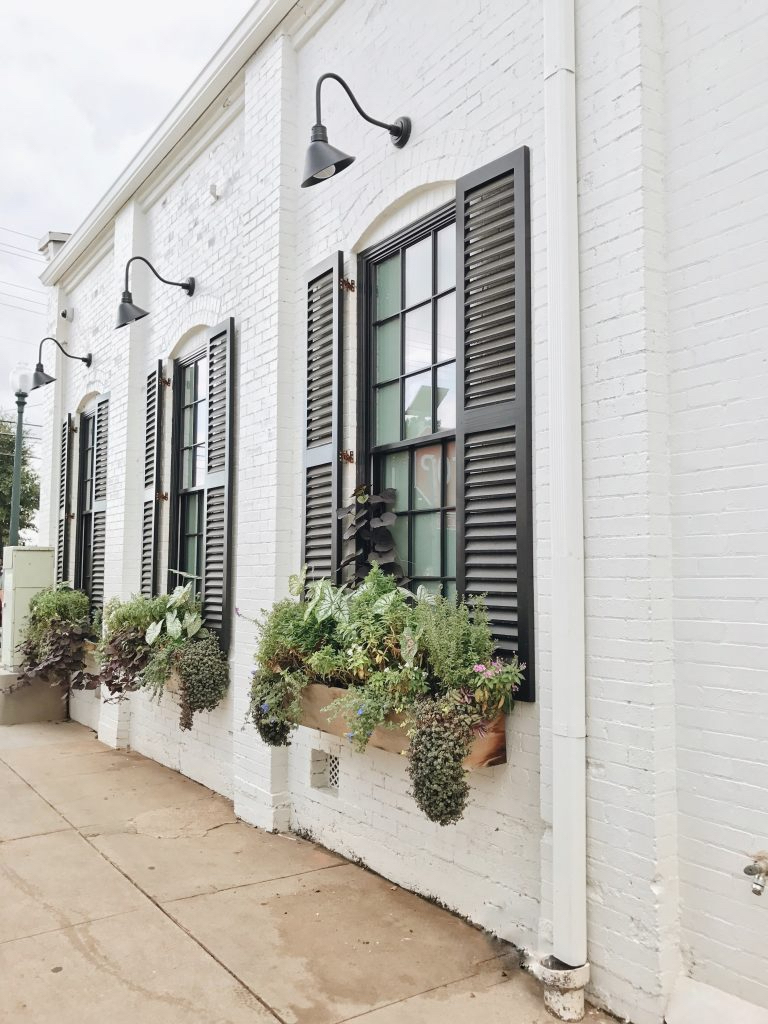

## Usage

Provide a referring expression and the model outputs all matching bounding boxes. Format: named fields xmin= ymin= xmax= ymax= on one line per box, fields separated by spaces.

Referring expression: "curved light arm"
xmin=315 ymin=73 xmax=403 ymax=137
xmin=123 ymin=256 xmax=194 ymax=294
xmin=37 ymin=336 xmax=92 ymax=368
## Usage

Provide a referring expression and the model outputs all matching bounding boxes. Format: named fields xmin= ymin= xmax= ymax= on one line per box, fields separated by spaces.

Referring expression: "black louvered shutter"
xmin=302 ymin=253 xmax=343 ymax=584
xmin=455 ymin=147 xmax=534 ymax=701
xmin=201 ymin=319 xmax=234 ymax=652
xmin=141 ymin=362 xmax=164 ymax=597
xmin=56 ymin=415 xmax=73 ymax=583
xmin=90 ymin=396 xmax=109 ymax=616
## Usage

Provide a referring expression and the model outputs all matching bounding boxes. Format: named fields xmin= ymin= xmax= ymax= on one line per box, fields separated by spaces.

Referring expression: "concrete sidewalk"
xmin=0 ymin=722 xmax=611 ymax=1023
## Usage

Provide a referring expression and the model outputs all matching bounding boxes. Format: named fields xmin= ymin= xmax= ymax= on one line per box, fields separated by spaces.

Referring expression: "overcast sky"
xmin=0 ymin=0 xmax=254 ymax=428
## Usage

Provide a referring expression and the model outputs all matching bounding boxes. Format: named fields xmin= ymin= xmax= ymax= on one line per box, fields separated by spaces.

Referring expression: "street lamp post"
xmin=8 ymin=390 xmax=27 ymax=547
xmin=8 ymin=366 xmax=32 ymax=548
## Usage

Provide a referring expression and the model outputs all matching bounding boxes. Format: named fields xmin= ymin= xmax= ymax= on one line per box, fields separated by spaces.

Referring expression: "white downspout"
xmin=534 ymin=0 xmax=590 ymax=1019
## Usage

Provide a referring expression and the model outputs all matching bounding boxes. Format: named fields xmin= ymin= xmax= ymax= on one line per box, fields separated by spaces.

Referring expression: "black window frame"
xmin=74 ymin=410 xmax=96 ymax=599
xmin=168 ymin=346 xmax=208 ymax=597
xmin=357 ymin=202 xmax=458 ymax=595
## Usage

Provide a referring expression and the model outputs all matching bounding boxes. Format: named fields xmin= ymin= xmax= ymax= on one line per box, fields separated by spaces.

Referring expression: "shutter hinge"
xmin=339 ymin=449 xmax=355 ymax=464
xmin=67 ymin=512 xmax=76 ymax=521
xmin=340 ymin=277 xmax=356 ymax=293
xmin=156 ymin=491 xmax=168 ymax=502
xmin=161 ymin=377 xmax=171 ymax=387
xmin=69 ymin=424 xmax=78 ymax=434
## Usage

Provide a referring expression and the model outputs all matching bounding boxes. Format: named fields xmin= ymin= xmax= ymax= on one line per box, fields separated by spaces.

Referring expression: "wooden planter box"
xmin=299 ymin=683 xmax=507 ymax=768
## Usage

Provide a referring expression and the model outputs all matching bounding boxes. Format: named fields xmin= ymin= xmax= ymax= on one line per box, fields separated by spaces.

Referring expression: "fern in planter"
xmin=246 ymin=566 xmax=523 ymax=824
xmin=18 ymin=585 xmax=96 ymax=692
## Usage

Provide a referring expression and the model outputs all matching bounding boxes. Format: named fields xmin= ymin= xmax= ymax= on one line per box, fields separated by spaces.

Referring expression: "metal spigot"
xmin=744 ymin=853 xmax=768 ymax=895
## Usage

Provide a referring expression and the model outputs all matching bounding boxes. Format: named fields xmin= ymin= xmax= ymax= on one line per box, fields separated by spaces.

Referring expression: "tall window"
xmin=171 ymin=352 xmax=208 ymax=595
xmin=76 ymin=412 xmax=96 ymax=597
xmin=366 ymin=207 xmax=457 ymax=596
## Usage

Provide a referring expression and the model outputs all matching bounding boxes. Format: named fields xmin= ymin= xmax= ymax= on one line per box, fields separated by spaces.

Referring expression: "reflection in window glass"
xmin=445 ymin=441 xmax=457 ymax=506
xmin=376 ymin=254 xmax=400 ymax=319
xmin=404 ymin=304 xmax=432 ymax=373
xmin=413 ymin=445 xmax=441 ymax=510
xmin=405 ymin=236 xmax=431 ymax=307
xmin=413 ymin=512 xmax=441 ymax=576
xmin=375 ymin=319 xmax=400 ymax=382
xmin=404 ymin=371 xmax=432 ymax=439
xmin=375 ymin=383 xmax=400 ymax=445
xmin=391 ymin=514 xmax=410 ymax=573
xmin=436 ymin=363 xmax=456 ymax=432
xmin=436 ymin=292 xmax=456 ymax=362
xmin=436 ymin=223 xmax=456 ymax=293
xmin=383 ymin=451 xmax=409 ymax=511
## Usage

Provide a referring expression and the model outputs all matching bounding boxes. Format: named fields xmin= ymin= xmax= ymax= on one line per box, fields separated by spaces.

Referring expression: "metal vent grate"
xmin=327 ymin=754 xmax=340 ymax=790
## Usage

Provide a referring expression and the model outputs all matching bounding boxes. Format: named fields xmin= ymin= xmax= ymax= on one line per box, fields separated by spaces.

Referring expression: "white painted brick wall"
xmin=665 ymin=0 xmax=768 ymax=1011
xmin=36 ymin=1 xmax=768 ymax=1021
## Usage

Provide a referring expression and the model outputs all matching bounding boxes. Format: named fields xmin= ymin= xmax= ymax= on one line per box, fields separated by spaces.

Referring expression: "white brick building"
xmin=33 ymin=1 xmax=768 ymax=1021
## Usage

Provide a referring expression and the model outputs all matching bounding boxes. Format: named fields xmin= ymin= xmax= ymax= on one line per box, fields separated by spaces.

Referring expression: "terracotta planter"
xmin=299 ymin=683 xmax=507 ymax=769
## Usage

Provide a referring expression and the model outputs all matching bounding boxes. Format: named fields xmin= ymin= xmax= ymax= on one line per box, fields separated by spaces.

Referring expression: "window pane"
xmin=404 ymin=304 xmax=432 ymax=374
xmin=413 ymin=445 xmax=441 ymax=509
xmin=444 ymin=580 xmax=457 ymax=600
xmin=183 ymin=364 xmax=196 ymax=404
xmin=183 ymin=406 xmax=195 ymax=446
xmin=375 ymin=318 xmax=400 ymax=382
xmin=383 ymin=451 xmax=409 ymax=511
xmin=196 ymin=357 xmax=208 ymax=401
xmin=436 ymin=363 xmax=456 ymax=432
xmin=181 ymin=447 xmax=194 ymax=489
xmin=195 ymin=444 xmax=207 ymax=485
xmin=413 ymin=512 xmax=441 ymax=576
xmin=445 ymin=510 xmax=457 ymax=577
xmin=436 ymin=223 xmax=456 ymax=293
xmin=184 ymin=492 xmax=200 ymax=533
xmin=375 ymin=255 xmax=401 ymax=320
xmin=404 ymin=371 xmax=432 ymax=439
xmin=436 ymin=292 xmax=456 ymax=362
xmin=404 ymin=237 xmax=431 ymax=307
xmin=375 ymin=383 xmax=400 ymax=444
xmin=413 ymin=579 xmax=441 ymax=597
xmin=196 ymin=400 xmax=208 ymax=449
xmin=391 ymin=513 xmax=410 ymax=573
xmin=445 ymin=441 xmax=457 ymax=506
xmin=184 ymin=534 xmax=199 ymax=577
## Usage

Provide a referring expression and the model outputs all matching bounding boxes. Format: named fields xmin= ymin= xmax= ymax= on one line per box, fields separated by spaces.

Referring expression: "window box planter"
xmin=299 ymin=683 xmax=507 ymax=768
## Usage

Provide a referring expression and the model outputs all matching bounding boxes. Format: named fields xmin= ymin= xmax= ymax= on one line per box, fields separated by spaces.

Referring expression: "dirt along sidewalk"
xmin=0 ymin=721 xmax=611 ymax=1023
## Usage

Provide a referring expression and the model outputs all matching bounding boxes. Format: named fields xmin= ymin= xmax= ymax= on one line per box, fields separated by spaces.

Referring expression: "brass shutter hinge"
xmin=156 ymin=491 xmax=168 ymax=502
xmin=161 ymin=377 xmax=171 ymax=387
xmin=67 ymin=512 xmax=76 ymax=521
xmin=339 ymin=449 xmax=355 ymax=464
xmin=340 ymin=278 xmax=356 ymax=293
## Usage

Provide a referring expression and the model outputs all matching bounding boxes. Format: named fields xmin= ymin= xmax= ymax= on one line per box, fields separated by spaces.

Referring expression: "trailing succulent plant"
xmin=246 ymin=565 xmax=523 ymax=824
xmin=175 ymin=634 xmax=230 ymax=731
xmin=18 ymin=585 xmax=96 ymax=692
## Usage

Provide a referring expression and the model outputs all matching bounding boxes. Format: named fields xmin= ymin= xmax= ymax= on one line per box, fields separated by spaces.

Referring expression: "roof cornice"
xmin=41 ymin=0 xmax=297 ymax=287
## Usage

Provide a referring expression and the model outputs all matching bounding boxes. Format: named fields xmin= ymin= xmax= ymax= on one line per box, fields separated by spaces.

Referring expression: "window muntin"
xmin=172 ymin=354 xmax=207 ymax=594
xmin=368 ymin=211 xmax=457 ymax=597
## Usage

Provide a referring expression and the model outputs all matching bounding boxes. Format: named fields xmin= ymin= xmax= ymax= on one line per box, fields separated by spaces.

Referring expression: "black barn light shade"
xmin=116 ymin=255 xmax=195 ymax=329
xmin=30 ymin=337 xmax=92 ymax=392
xmin=301 ymin=73 xmax=411 ymax=188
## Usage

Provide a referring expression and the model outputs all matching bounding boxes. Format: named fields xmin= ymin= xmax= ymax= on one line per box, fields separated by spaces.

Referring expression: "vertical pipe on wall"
xmin=540 ymin=0 xmax=590 ymax=1017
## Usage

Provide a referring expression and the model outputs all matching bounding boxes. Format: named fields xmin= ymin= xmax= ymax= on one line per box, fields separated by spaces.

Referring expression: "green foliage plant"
xmin=18 ymin=585 xmax=95 ymax=691
xmin=246 ymin=565 xmax=523 ymax=824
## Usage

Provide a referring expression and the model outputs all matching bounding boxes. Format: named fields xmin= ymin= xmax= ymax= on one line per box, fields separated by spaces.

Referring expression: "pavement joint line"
xmin=158 ymin=858 xmax=349 ymax=905
xmin=2 ymin=745 xmax=288 ymax=1024
xmin=0 ymin=826 xmax=74 ymax=844
xmin=0 ymin=907 xmax=150 ymax=948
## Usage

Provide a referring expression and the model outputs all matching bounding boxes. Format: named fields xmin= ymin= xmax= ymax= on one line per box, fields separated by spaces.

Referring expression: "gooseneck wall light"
xmin=301 ymin=73 xmax=412 ymax=188
xmin=30 ymin=336 xmax=92 ymax=392
xmin=116 ymin=256 xmax=195 ymax=329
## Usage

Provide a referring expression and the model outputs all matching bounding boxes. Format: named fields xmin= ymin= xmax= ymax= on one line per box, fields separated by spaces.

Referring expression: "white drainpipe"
xmin=531 ymin=0 xmax=590 ymax=1020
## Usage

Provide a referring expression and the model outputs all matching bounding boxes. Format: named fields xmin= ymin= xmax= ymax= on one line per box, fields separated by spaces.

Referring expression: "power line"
xmin=0 ymin=226 xmax=38 ymax=241
xmin=0 ymin=290 xmax=46 ymax=308
xmin=0 ymin=247 xmax=44 ymax=264
xmin=0 ymin=279 xmax=46 ymax=296
xmin=0 ymin=240 xmax=42 ymax=257
xmin=0 ymin=300 xmax=46 ymax=316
